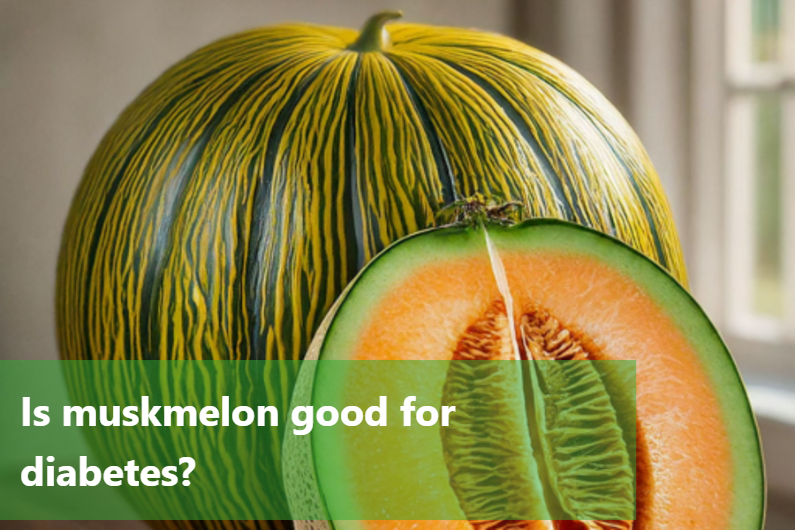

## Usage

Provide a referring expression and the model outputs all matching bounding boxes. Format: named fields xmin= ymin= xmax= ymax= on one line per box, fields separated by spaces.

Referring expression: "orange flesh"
xmin=347 ymin=252 xmax=732 ymax=530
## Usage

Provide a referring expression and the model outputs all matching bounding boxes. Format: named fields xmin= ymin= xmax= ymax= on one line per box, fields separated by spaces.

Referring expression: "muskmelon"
xmin=284 ymin=219 xmax=764 ymax=530
xmin=56 ymin=12 xmax=689 ymax=525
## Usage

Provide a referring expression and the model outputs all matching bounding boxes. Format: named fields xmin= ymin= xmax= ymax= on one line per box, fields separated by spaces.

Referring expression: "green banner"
xmin=0 ymin=360 xmax=635 ymax=521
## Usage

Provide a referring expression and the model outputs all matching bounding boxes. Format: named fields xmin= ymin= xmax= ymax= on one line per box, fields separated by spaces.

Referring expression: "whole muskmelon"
xmin=56 ymin=12 xmax=687 ymax=528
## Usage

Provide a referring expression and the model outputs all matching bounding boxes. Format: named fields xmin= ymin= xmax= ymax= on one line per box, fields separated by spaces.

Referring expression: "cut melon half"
xmin=283 ymin=220 xmax=764 ymax=530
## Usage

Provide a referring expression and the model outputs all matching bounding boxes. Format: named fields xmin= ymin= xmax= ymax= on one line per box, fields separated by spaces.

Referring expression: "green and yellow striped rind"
xmin=60 ymin=360 xmax=297 ymax=530
xmin=56 ymin=15 xmax=687 ymax=529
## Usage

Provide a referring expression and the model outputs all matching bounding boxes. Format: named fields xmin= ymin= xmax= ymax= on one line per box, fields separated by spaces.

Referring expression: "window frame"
xmin=691 ymin=0 xmax=795 ymax=380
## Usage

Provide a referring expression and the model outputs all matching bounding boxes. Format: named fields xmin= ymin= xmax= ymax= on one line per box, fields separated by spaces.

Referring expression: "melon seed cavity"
xmin=442 ymin=227 xmax=635 ymax=528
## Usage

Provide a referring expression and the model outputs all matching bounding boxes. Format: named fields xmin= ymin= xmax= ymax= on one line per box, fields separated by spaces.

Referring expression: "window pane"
xmin=752 ymin=0 xmax=781 ymax=63
xmin=753 ymin=93 xmax=783 ymax=317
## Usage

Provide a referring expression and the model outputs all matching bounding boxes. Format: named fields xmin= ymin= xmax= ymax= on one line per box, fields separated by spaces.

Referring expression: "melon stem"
xmin=347 ymin=11 xmax=403 ymax=52
xmin=436 ymin=194 xmax=524 ymax=228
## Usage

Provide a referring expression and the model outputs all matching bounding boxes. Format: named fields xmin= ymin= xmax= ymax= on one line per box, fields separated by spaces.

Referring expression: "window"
xmin=725 ymin=0 xmax=795 ymax=343
xmin=691 ymin=0 xmax=795 ymax=378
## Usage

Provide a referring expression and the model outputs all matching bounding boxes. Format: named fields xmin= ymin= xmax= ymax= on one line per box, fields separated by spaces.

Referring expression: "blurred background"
xmin=0 ymin=0 xmax=793 ymax=527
